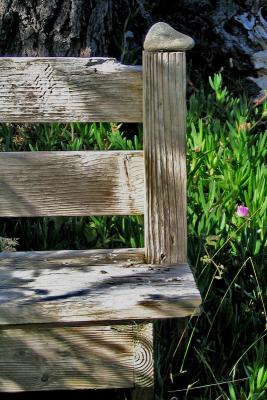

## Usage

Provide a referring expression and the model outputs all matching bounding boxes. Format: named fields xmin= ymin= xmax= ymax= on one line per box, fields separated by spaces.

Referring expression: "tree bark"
xmin=0 ymin=0 xmax=152 ymax=62
xmin=0 ymin=0 xmax=266 ymax=90
xmin=155 ymin=0 xmax=267 ymax=92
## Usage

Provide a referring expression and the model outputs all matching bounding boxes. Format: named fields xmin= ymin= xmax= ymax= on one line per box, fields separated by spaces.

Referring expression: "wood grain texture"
xmin=0 ymin=249 xmax=201 ymax=324
xmin=0 ymin=57 xmax=142 ymax=122
xmin=143 ymin=51 xmax=187 ymax=264
xmin=0 ymin=151 xmax=144 ymax=216
xmin=0 ymin=323 xmax=152 ymax=392
xmin=131 ymin=323 xmax=154 ymax=398
xmin=0 ymin=248 xmax=145 ymax=264
xmin=133 ymin=323 xmax=153 ymax=388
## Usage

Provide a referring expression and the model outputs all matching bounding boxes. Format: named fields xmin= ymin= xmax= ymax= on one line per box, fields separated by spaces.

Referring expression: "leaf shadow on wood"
xmin=0 ymin=249 xmax=200 ymax=323
xmin=0 ymin=249 xmax=153 ymax=393
xmin=0 ymin=313 xmax=152 ymax=393
xmin=0 ymin=248 xmax=200 ymax=392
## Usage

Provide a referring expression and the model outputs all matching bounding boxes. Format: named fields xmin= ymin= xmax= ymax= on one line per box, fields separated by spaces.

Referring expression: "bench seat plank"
xmin=0 ymin=248 xmax=201 ymax=325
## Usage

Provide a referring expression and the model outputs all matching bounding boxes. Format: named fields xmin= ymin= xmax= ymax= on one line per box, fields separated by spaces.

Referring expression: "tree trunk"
xmin=0 ymin=0 xmax=152 ymax=62
xmin=156 ymin=0 xmax=267 ymax=93
xmin=0 ymin=0 xmax=266 ymax=91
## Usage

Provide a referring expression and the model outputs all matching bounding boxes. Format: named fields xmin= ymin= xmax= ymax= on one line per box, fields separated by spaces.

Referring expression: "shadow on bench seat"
xmin=0 ymin=248 xmax=200 ymax=325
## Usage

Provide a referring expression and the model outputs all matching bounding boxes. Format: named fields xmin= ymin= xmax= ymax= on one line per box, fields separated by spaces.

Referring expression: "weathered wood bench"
xmin=0 ymin=23 xmax=201 ymax=398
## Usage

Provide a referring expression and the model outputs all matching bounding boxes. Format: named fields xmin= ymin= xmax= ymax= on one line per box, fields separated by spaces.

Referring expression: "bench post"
xmin=143 ymin=22 xmax=194 ymax=265
xmin=131 ymin=22 xmax=194 ymax=399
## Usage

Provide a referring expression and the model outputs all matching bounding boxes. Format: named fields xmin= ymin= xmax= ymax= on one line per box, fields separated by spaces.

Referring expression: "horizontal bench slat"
xmin=0 ymin=151 xmax=144 ymax=216
xmin=0 ymin=323 xmax=152 ymax=391
xmin=0 ymin=247 xmax=145 ymax=263
xmin=0 ymin=57 xmax=142 ymax=122
xmin=0 ymin=248 xmax=201 ymax=324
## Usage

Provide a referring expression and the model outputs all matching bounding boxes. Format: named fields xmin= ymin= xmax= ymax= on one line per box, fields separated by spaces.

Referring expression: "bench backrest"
xmin=0 ymin=23 xmax=193 ymax=268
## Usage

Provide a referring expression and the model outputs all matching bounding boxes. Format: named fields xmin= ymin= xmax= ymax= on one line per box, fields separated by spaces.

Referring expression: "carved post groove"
xmin=130 ymin=21 xmax=195 ymax=400
xmin=143 ymin=22 xmax=193 ymax=264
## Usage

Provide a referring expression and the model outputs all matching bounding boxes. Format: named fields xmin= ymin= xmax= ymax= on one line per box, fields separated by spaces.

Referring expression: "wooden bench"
xmin=0 ymin=23 xmax=201 ymax=398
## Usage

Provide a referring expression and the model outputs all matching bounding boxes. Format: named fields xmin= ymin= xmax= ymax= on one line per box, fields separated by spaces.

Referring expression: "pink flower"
xmin=236 ymin=205 xmax=249 ymax=217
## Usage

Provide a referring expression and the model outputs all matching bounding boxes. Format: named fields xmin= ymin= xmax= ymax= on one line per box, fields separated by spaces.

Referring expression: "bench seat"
xmin=0 ymin=248 xmax=201 ymax=325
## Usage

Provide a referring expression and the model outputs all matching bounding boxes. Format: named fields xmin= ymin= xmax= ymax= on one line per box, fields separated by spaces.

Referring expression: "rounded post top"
xmin=143 ymin=22 xmax=194 ymax=52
